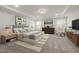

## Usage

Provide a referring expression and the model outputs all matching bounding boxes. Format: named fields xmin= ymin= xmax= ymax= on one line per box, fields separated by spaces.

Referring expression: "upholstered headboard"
xmin=12 ymin=25 xmax=29 ymax=33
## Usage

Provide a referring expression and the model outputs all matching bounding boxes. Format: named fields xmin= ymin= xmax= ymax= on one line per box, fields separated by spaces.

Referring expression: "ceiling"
xmin=0 ymin=5 xmax=79 ymax=19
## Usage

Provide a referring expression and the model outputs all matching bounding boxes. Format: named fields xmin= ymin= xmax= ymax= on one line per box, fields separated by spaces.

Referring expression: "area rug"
xmin=15 ymin=34 xmax=49 ymax=52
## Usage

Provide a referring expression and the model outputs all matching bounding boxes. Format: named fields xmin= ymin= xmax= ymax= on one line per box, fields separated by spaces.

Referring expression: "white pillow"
xmin=14 ymin=28 xmax=22 ymax=33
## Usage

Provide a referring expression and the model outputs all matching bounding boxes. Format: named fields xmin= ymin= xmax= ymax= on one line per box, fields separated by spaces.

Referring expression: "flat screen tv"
xmin=72 ymin=19 xmax=79 ymax=30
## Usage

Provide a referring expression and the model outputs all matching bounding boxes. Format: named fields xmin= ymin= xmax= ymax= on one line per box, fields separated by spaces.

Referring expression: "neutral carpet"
xmin=0 ymin=34 xmax=79 ymax=53
xmin=15 ymin=34 xmax=49 ymax=52
xmin=15 ymin=41 xmax=42 ymax=52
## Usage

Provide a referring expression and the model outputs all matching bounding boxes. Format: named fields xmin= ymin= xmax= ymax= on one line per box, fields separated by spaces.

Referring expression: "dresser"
xmin=67 ymin=32 xmax=79 ymax=47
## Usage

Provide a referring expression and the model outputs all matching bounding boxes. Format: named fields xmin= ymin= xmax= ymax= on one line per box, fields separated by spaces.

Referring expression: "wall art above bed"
xmin=15 ymin=16 xmax=26 ymax=25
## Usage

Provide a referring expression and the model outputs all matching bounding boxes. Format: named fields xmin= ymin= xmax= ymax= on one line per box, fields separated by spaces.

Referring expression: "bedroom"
xmin=0 ymin=5 xmax=79 ymax=53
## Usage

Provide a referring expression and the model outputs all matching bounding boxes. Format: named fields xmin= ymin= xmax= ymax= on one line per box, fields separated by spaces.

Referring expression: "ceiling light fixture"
xmin=40 ymin=10 xmax=44 ymax=14
xmin=14 ymin=5 xmax=19 ymax=7
xmin=38 ymin=8 xmax=46 ymax=14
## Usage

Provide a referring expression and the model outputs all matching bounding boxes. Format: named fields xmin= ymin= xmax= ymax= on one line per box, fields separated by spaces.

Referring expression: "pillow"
xmin=14 ymin=28 xmax=26 ymax=33
xmin=2 ymin=28 xmax=12 ymax=34
xmin=18 ymin=30 xmax=21 ymax=32
xmin=14 ymin=28 xmax=19 ymax=33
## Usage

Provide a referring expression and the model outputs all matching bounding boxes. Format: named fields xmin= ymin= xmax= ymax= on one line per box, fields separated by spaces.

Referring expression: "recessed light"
xmin=14 ymin=5 xmax=19 ymax=7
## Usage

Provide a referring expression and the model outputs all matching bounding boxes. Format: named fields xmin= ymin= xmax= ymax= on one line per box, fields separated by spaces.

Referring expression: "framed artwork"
xmin=15 ymin=16 xmax=26 ymax=25
xmin=44 ymin=20 xmax=53 ymax=27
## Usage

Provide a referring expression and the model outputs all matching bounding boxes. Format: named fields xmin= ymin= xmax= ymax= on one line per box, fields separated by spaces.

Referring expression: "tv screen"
xmin=72 ymin=19 xmax=79 ymax=30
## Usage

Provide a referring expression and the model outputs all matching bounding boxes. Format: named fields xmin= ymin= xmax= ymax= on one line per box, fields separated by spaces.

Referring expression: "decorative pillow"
xmin=14 ymin=28 xmax=19 ymax=33
xmin=18 ymin=30 xmax=21 ymax=32
xmin=13 ymin=28 xmax=26 ymax=33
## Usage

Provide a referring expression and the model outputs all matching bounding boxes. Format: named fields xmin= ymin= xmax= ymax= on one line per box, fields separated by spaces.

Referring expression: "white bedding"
xmin=24 ymin=31 xmax=41 ymax=35
xmin=17 ymin=30 xmax=44 ymax=44
xmin=23 ymin=31 xmax=44 ymax=39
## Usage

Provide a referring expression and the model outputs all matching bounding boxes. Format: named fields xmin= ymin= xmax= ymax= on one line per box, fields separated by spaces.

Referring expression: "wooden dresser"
xmin=67 ymin=32 xmax=79 ymax=47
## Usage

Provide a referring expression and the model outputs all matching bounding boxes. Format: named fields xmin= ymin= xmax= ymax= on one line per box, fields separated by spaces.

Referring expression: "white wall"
xmin=26 ymin=19 xmax=44 ymax=31
xmin=67 ymin=10 xmax=79 ymax=28
xmin=35 ymin=20 xmax=44 ymax=30
xmin=26 ymin=19 xmax=36 ymax=30
xmin=0 ymin=11 xmax=15 ymax=30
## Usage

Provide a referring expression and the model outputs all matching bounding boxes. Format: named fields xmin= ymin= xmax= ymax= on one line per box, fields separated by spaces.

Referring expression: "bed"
xmin=21 ymin=31 xmax=44 ymax=44
xmin=13 ymin=25 xmax=44 ymax=44
xmin=14 ymin=28 xmax=44 ymax=44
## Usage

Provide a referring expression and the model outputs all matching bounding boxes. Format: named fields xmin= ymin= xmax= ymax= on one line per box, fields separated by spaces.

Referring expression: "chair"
xmin=0 ymin=26 xmax=16 ymax=44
